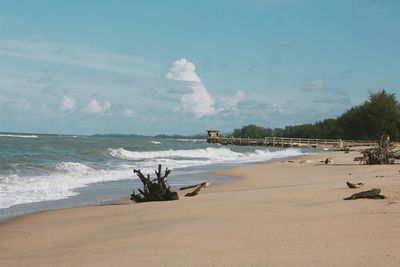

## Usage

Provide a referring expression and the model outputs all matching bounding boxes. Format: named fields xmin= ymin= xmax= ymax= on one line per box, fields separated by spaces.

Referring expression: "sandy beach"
xmin=1 ymin=150 xmax=400 ymax=266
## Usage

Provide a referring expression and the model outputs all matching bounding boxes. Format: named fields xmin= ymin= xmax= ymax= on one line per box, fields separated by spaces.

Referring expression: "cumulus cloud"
xmin=167 ymin=86 xmax=193 ymax=94
xmin=60 ymin=96 xmax=76 ymax=112
xmin=123 ymin=108 xmax=135 ymax=118
xmin=180 ymin=84 xmax=217 ymax=118
xmin=85 ymin=100 xmax=112 ymax=114
xmin=165 ymin=58 xmax=201 ymax=82
xmin=218 ymin=91 xmax=246 ymax=116
xmin=220 ymin=91 xmax=246 ymax=110
xmin=165 ymin=58 xmax=215 ymax=118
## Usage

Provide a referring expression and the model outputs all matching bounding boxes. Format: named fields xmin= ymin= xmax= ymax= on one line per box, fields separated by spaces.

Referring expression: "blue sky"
xmin=0 ymin=0 xmax=399 ymax=135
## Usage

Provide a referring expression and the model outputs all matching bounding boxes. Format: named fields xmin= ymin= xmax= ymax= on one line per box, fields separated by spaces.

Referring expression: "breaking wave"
xmin=177 ymin=139 xmax=206 ymax=143
xmin=0 ymin=134 xmax=38 ymax=138
xmin=109 ymin=147 xmax=305 ymax=163
xmin=1 ymin=143 xmax=307 ymax=209
xmin=0 ymin=162 xmax=134 ymax=209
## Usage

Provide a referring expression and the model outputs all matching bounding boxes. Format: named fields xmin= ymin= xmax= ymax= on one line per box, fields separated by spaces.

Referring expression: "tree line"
xmin=232 ymin=90 xmax=400 ymax=141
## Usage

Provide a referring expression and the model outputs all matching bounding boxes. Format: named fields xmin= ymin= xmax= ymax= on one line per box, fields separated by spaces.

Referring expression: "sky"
xmin=0 ymin=0 xmax=399 ymax=135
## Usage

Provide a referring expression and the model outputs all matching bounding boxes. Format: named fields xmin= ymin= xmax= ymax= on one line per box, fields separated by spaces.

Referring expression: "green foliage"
xmin=232 ymin=90 xmax=400 ymax=141
xmin=337 ymin=90 xmax=400 ymax=140
xmin=281 ymin=119 xmax=341 ymax=139
xmin=233 ymin=124 xmax=273 ymax=139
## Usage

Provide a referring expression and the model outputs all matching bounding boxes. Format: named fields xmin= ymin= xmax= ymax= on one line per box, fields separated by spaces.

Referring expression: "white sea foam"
xmin=1 ymin=147 xmax=306 ymax=209
xmin=109 ymin=147 xmax=305 ymax=163
xmin=109 ymin=147 xmax=239 ymax=160
xmin=0 ymin=162 xmax=135 ymax=209
xmin=150 ymin=140 xmax=161 ymax=144
xmin=0 ymin=134 xmax=38 ymax=138
xmin=177 ymin=138 xmax=206 ymax=142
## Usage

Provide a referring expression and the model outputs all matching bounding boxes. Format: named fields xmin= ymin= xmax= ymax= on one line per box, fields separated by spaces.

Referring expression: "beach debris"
xmin=319 ymin=157 xmax=334 ymax=164
xmin=179 ymin=182 xmax=209 ymax=191
xmin=344 ymin=188 xmax=385 ymax=200
xmin=298 ymin=160 xmax=314 ymax=163
xmin=180 ymin=182 xmax=210 ymax=197
xmin=354 ymin=156 xmax=368 ymax=164
xmin=358 ymin=147 xmax=398 ymax=165
xmin=354 ymin=134 xmax=400 ymax=165
xmin=130 ymin=164 xmax=179 ymax=203
xmin=346 ymin=181 xmax=364 ymax=189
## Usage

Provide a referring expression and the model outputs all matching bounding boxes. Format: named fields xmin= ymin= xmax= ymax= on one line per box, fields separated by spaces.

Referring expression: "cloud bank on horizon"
xmin=0 ymin=1 xmax=399 ymax=135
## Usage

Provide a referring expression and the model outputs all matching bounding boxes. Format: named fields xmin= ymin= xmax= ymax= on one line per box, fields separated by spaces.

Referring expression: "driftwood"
xmin=359 ymin=147 xmax=396 ymax=165
xmin=318 ymin=157 xmax=333 ymax=164
xmin=354 ymin=134 xmax=400 ymax=165
xmin=354 ymin=156 xmax=368 ymax=164
xmin=130 ymin=164 xmax=178 ymax=203
xmin=180 ymin=182 xmax=210 ymax=197
xmin=346 ymin=181 xmax=364 ymax=189
xmin=344 ymin=188 xmax=385 ymax=200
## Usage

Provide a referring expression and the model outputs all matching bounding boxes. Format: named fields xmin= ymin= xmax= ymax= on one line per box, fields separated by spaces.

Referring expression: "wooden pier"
xmin=207 ymin=136 xmax=377 ymax=149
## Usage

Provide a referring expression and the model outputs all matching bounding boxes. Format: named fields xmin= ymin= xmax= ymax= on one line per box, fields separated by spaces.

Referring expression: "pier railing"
xmin=207 ymin=136 xmax=377 ymax=149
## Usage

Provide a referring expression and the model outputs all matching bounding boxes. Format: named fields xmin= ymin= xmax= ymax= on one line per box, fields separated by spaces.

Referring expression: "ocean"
xmin=0 ymin=133 xmax=312 ymax=221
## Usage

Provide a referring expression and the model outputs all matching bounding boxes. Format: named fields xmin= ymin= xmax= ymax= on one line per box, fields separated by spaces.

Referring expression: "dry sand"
xmin=1 ymin=151 xmax=400 ymax=266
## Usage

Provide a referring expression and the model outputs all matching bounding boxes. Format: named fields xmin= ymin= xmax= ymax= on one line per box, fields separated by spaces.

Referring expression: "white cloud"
xmin=181 ymin=84 xmax=217 ymax=118
xmin=302 ymin=80 xmax=325 ymax=92
xmin=165 ymin=58 xmax=215 ymax=118
xmin=310 ymin=80 xmax=324 ymax=90
xmin=123 ymin=108 xmax=135 ymax=118
xmin=85 ymin=99 xmax=112 ymax=114
xmin=165 ymin=58 xmax=201 ymax=82
xmin=0 ymin=40 xmax=157 ymax=77
xmin=220 ymin=91 xmax=246 ymax=111
xmin=60 ymin=96 xmax=76 ymax=112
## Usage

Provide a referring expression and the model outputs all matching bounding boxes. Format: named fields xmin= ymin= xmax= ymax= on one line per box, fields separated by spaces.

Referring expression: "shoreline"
xmin=0 ymin=152 xmax=302 ymax=224
xmin=1 ymin=150 xmax=400 ymax=266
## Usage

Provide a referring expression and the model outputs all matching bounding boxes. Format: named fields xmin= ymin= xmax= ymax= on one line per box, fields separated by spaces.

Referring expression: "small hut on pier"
xmin=207 ymin=130 xmax=220 ymax=141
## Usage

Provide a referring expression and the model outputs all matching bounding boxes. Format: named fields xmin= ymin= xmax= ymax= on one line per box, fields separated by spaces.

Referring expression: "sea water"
xmin=0 ymin=133 xmax=312 ymax=221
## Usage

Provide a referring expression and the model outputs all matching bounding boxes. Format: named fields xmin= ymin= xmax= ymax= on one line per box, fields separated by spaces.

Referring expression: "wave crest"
xmin=0 ymin=134 xmax=38 ymax=138
xmin=109 ymin=147 xmax=244 ymax=160
xmin=109 ymin=147 xmax=305 ymax=162
xmin=0 ymin=162 xmax=133 ymax=209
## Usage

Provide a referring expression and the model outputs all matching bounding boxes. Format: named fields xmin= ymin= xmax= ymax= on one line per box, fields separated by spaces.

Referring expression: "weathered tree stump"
xmin=130 ymin=164 xmax=179 ymax=203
